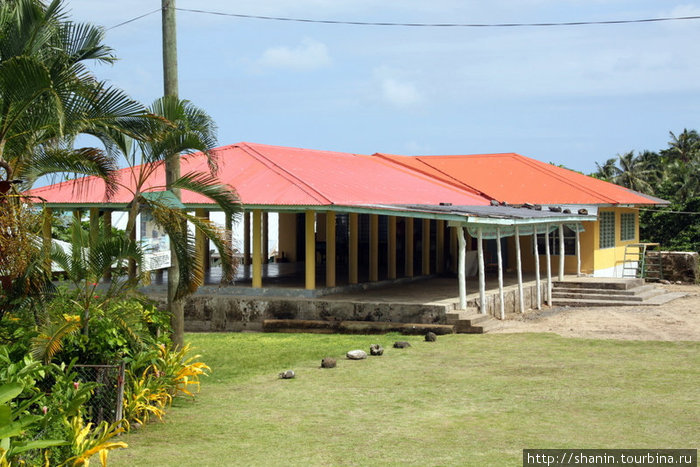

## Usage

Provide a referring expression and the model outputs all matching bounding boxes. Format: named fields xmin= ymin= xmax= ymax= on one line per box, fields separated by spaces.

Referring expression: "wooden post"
xmin=387 ymin=216 xmax=396 ymax=280
xmin=533 ymin=224 xmax=542 ymax=310
xmin=575 ymin=224 xmax=581 ymax=277
xmin=349 ymin=213 xmax=358 ymax=284
xmin=252 ymin=210 xmax=262 ymax=288
xmin=496 ymin=227 xmax=505 ymax=320
xmin=515 ymin=225 xmax=525 ymax=314
xmin=558 ymin=223 xmax=565 ymax=282
xmin=369 ymin=214 xmax=379 ymax=282
xmin=405 ymin=217 xmax=414 ymax=277
xmin=326 ymin=211 xmax=336 ymax=287
xmin=545 ymin=224 xmax=552 ymax=305
xmin=243 ymin=212 xmax=251 ymax=266
xmin=305 ymin=210 xmax=315 ymax=290
xmin=422 ymin=219 xmax=430 ymax=275
xmin=477 ymin=227 xmax=486 ymax=314
xmin=457 ymin=226 xmax=467 ymax=310
xmin=436 ymin=220 xmax=445 ymax=274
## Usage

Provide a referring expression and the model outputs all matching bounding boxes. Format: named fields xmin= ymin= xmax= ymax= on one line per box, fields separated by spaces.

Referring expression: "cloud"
xmin=381 ymin=78 xmax=422 ymax=107
xmin=257 ymin=38 xmax=331 ymax=71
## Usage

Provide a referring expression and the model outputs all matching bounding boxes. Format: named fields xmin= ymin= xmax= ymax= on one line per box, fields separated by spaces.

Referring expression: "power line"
xmin=107 ymin=7 xmax=700 ymax=30
xmin=636 ymin=207 xmax=700 ymax=215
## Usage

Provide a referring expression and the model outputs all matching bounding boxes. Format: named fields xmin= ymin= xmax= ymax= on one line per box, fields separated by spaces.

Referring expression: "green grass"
xmin=111 ymin=333 xmax=699 ymax=466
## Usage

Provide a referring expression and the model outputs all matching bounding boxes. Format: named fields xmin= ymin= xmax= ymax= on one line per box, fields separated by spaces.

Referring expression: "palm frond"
xmin=171 ymin=172 xmax=241 ymax=217
xmin=31 ymin=315 xmax=81 ymax=364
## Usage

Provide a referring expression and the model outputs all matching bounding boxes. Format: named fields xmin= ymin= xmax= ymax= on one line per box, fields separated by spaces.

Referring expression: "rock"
xmin=278 ymin=370 xmax=295 ymax=379
xmin=425 ymin=332 xmax=437 ymax=342
xmin=346 ymin=350 xmax=367 ymax=360
xmin=321 ymin=357 xmax=336 ymax=368
xmin=660 ymin=279 xmax=671 ymax=285
xmin=393 ymin=341 xmax=411 ymax=349
xmin=369 ymin=344 xmax=384 ymax=356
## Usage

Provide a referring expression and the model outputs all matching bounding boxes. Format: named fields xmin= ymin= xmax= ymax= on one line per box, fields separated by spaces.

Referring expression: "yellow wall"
xmin=278 ymin=212 xmax=297 ymax=262
xmin=592 ymin=207 xmax=639 ymax=274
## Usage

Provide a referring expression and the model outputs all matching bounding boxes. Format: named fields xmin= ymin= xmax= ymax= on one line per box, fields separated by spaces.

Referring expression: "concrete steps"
xmin=552 ymin=279 xmax=686 ymax=307
xmin=447 ymin=308 xmax=500 ymax=334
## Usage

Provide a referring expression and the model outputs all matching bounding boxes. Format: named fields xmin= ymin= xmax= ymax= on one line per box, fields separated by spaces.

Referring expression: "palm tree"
xmin=593 ymin=157 xmax=621 ymax=182
xmin=614 ymin=151 xmax=655 ymax=194
xmin=664 ymin=129 xmax=700 ymax=164
xmin=110 ymin=96 xmax=241 ymax=347
xmin=0 ymin=0 xmax=150 ymax=194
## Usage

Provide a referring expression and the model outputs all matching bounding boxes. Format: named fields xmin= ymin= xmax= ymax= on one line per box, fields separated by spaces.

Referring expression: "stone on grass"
xmin=393 ymin=341 xmax=411 ymax=349
xmin=369 ymin=344 xmax=384 ymax=356
xmin=321 ymin=357 xmax=336 ymax=368
xmin=425 ymin=332 xmax=437 ymax=342
xmin=278 ymin=370 xmax=295 ymax=379
xmin=346 ymin=350 xmax=367 ymax=360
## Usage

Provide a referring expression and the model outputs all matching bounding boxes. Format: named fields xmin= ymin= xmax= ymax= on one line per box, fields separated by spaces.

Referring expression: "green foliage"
xmin=593 ymin=128 xmax=700 ymax=252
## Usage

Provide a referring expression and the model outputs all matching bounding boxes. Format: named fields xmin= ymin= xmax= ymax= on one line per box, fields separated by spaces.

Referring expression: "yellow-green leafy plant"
xmin=60 ymin=416 xmax=127 ymax=467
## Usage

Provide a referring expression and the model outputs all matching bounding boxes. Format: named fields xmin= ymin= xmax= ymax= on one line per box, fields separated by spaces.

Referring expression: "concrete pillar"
xmin=405 ymin=217 xmax=414 ymax=277
xmin=477 ymin=227 xmax=486 ymax=314
xmin=436 ymin=220 xmax=445 ymax=274
xmin=576 ymin=224 xmax=581 ymax=277
xmin=533 ymin=224 xmax=541 ymax=310
xmin=326 ymin=211 xmax=336 ymax=287
xmin=348 ymin=213 xmax=358 ymax=284
xmin=369 ymin=214 xmax=379 ymax=282
xmin=252 ymin=210 xmax=262 ymax=288
xmin=496 ymin=227 xmax=505 ymax=319
xmin=558 ymin=223 xmax=565 ymax=281
xmin=387 ymin=216 xmax=397 ymax=280
xmin=243 ymin=212 xmax=251 ymax=266
xmin=515 ymin=225 xmax=524 ymax=314
xmin=545 ymin=224 xmax=552 ymax=305
xmin=457 ymin=226 xmax=467 ymax=310
xmin=305 ymin=210 xmax=315 ymax=290
xmin=422 ymin=219 xmax=430 ymax=275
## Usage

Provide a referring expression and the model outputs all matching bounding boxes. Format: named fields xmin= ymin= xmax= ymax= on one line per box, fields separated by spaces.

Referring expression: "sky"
xmin=65 ymin=0 xmax=700 ymax=174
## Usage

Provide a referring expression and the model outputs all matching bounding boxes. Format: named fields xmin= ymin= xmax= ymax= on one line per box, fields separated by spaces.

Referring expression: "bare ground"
xmin=491 ymin=283 xmax=700 ymax=341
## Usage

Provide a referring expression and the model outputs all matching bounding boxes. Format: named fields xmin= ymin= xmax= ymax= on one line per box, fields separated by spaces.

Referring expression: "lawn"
xmin=111 ymin=332 xmax=699 ymax=466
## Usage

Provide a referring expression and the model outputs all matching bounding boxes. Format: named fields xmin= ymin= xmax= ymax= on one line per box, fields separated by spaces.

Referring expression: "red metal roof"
xmin=29 ymin=143 xmax=491 ymax=207
xmin=374 ymin=152 xmax=663 ymax=205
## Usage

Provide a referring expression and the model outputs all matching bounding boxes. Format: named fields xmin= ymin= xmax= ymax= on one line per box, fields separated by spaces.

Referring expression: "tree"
xmin=614 ymin=151 xmax=655 ymax=194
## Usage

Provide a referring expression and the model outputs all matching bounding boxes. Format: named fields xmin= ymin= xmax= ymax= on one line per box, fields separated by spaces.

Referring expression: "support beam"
xmin=545 ymin=224 xmax=552 ymax=305
xmin=457 ymin=226 xmax=467 ymax=310
xmin=387 ymin=216 xmax=396 ymax=280
xmin=575 ymin=224 xmax=581 ymax=277
xmin=262 ymin=212 xmax=269 ymax=264
xmin=405 ymin=217 xmax=414 ymax=277
xmin=194 ymin=208 xmax=208 ymax=284
xmin=496 ymin=227 xmax=505 ymax=319
xmin=477 ymin=227 xmax=486 ymax=314
xmin=348 ymin=213 xmax=358 ymax=284
xmin=558 ymin=223 xmax=565 ymax=282
xmin=533 ymin=225 xmax=542 ymax=310
xmin=243 ymin=212 xmax=251 ymax=266
xmin=515 ymin=225 xmax=525 ymax=314
xmin=369 ymin=214 xmax=379 ymax=282
xmin=422 ymin=219 xmax=430 ymax=275
xmin=436 ymin=220 xmax=445 ymax=274
xmin=252 ymin=210 xmax=262 ymax=288
xmin=305 ymin=210 xmax=316 ymax=290
xmin=326 ymin=211 xmax=336 ymax=287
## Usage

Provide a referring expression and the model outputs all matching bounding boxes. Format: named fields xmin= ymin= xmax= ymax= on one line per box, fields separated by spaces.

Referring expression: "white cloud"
xmin=381 ymin=78 xmax=422 ymax=107
xmin=257 ymin=38 xmax=331 ymax=71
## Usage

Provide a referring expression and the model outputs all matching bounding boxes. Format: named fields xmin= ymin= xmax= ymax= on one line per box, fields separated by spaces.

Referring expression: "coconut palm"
xmin=0 ymin=0 xmax=150 ymax=194
xmin=593 ymin=157 xmax=621 ymax=182
xmin=663 ymin=129 xmax=700 ymax=164
xmin=614 ymin=151 xmax=655 ymax=194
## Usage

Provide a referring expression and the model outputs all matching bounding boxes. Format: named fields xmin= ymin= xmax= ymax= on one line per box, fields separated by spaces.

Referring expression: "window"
xmin=534 ymin=225 xmax=576 ymax=256
xmin=599 ymin=211 xmax=615 ymax=248
xmin=620 ymin=213 xmax=636 ymax=241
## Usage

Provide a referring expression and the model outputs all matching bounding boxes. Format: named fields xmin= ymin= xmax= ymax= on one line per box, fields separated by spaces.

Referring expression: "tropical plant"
xmin=60 ymin=416 xmax=127 ymax=467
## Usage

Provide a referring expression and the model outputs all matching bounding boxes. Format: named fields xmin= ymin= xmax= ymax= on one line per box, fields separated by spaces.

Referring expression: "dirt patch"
xmin=491 ymin=283 xmax=700 ymax=341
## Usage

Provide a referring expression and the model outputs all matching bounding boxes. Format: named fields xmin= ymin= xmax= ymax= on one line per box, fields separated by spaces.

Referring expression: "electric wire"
xmin=107 ymin=8 xmax=161 ymax=30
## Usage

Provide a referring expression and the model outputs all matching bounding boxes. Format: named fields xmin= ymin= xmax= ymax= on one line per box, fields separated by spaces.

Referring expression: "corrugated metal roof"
xmin=374 ymin=152 xmax=667 ymax=206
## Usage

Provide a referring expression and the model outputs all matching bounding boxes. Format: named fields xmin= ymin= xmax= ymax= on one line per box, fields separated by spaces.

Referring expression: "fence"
xmin=74 ymin=362 xmax=125 ymax=425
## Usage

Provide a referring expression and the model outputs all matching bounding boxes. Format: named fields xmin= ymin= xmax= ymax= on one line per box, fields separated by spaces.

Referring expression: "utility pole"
xmin=162 ymin=0 xmax=184 ymax=347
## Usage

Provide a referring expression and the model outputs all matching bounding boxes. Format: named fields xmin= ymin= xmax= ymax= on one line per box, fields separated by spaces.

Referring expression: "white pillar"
xmin=545 ymin=223 xmax=552 ymax=305
xmin=533 ymin=224 xmax=542 ymax=310
xmin=477 ymin=227 xmax=486 ymax=315
xmin=515 ymin=225 xmax=525 ymax=314
xmin=457 ymin=226 xmax=467 ymax=310
xmin=575 ymin=224 xmax=581 ymax=277
xmin=558 ymin=223 xmax=565 ymax=282
xmin=496 ymin=227 xmax=505 ymax=320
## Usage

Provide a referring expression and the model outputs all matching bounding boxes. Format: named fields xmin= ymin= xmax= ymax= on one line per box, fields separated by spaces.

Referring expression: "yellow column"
xmin=436 ymin=220 xmax=445 ymax=274
xmin=252 ymin=210 xmax=262 ymax=288
xmin=305 ymin=210 xmax=315 ymax=290
xmin=422 ymin=219 xmax=430 ymax=275
xmin=387 ymin=216 xmax=397 ymax=280
xmin=194 ymin=208 xmax=208 ymax=284
xmin=369 ymin=214 xmax=379 ymax=281
xmin=349 ymin=213 xmax=358 ymax=284
xmin=243 ymin=212 xmax=251 ymax=266
xmin=405 ymin=217 xmax=414 ymax=277
xmin=326 ymin=211 xmax=336 ymax=287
